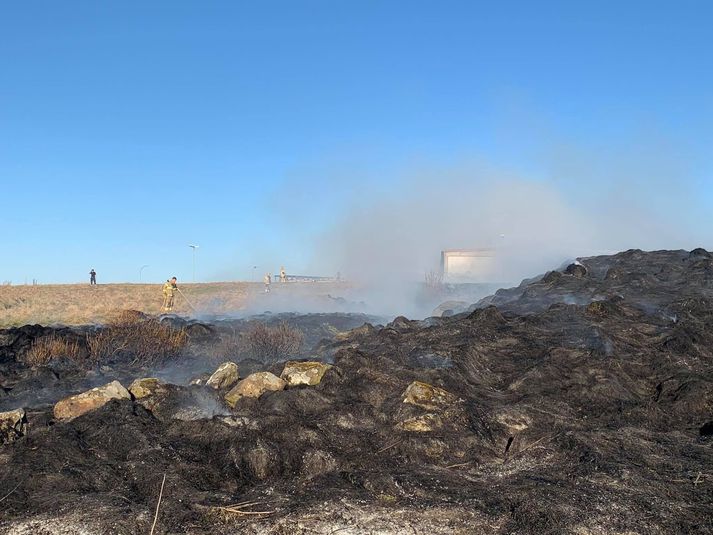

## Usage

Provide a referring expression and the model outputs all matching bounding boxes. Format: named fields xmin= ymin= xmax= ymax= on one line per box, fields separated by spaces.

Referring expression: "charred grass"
xmin=242 ymin=321 xmax=303 ymax=361
xmin=2 ymin=250 xmax=713 ymax=533
xmin=212 ymin=321 xmax=304 ymax=364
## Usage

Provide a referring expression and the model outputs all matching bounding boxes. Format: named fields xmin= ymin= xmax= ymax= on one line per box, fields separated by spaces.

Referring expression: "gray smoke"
xmin=303 ymin=147 xmax=708 ymax=317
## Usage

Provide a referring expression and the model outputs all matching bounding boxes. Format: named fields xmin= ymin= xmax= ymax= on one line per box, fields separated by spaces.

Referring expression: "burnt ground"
xmin=0 ymin=249 xmax=712 ymax=534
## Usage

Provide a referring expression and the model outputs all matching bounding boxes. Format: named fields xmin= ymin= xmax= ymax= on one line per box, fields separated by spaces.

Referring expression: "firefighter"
xmin=89 ymin=269 xmax=97 ymax=285
xmin=264 ymin=273 xmax=272 ymax=293
xmin=162 ymin=277 xmax=179 ymax=311
xmin=279 ymin=266 xmax=287 ymax=282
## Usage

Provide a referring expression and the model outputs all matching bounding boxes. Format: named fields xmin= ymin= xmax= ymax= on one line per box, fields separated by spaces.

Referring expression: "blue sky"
xmin=1 ymin=1 xmax=711 ymax=283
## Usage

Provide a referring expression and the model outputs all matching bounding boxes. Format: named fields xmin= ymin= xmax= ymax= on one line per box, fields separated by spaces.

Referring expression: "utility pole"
xmin=189 ymin=244 xmax=199 ymax=282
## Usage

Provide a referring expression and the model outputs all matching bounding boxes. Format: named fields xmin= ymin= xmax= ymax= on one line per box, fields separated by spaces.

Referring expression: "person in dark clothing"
xmin=89 ymin=269 xmax=97 ymax=285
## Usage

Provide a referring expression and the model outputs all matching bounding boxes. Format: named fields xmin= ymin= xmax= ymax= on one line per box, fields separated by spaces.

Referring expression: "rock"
xmin=403 ymin=381 xmax=458 ymax=411
xmin=432 ymin=301 xmax=469 ymax=318
xmin=128 ymin=378 xmax=165 ymax=399
xmin=280 ymin=361 xmax=332 ymax=387
xmin=206 ymin=362 xmax=239 ymax=390
xmin=53 ymin=380 xmax=131 ymax=421
xmin=0 ymin=408 xmax=27 ymax=444
xmin=397 ymin=413 xmax=443 ymax=432
xmin=224 ymin=372 xmax=286 ymax=407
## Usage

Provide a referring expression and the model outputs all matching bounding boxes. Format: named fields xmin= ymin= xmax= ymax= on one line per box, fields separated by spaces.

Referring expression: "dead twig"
xmin=445 ymin=461 xmax=474 ymax=469
xmin=218 ymin=508 xmax=275 ymax=516
xmin=150 ymin=473 xmax=166 ymax=535
xmin=209 ymin=503 xmax=274 ymax=517
xmin=693 ymin=472 xmax=703 ymax=487
xmin=376 ymin=439 xmax=402 ymax=454
xmin=0 ymin=480 xmax=24 ymax=503
xmin=222 ymin=500 xmax=264 ymax=509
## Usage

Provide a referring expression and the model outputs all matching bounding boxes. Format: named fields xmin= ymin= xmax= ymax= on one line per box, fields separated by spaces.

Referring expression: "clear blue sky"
xmin=1 ymin=1 xmax=711 ymax=283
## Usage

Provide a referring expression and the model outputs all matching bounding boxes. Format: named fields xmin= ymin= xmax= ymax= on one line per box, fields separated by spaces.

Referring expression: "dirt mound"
xmin=1 ymin=250 xmax=712 ymax=533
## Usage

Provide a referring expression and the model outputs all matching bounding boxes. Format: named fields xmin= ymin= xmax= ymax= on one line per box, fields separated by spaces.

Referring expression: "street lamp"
xmin=189 ymin=244 xmax=199 ymax=282
xmin=139 ymin=264 xmax=149 ymax=282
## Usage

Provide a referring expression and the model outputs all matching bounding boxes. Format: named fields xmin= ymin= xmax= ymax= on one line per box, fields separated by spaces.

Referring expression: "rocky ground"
xmin=0 ymin=249 xmax=712 ymax=534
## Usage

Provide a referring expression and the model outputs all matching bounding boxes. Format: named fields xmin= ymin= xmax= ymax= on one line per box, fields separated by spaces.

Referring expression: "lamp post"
xmin=139 ymin=264 xmax=149 ymax=282
xmin=188 ymin=245 xmax=199 ymax=282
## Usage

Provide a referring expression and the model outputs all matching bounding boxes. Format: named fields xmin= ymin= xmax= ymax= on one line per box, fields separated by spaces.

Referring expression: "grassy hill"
xmin=0 ymin=282 xmax=260 ymax=326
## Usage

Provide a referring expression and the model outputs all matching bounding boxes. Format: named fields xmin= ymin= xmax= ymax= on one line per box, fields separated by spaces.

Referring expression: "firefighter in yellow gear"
xmin=162 ymin=277 xmax=179 ymax=311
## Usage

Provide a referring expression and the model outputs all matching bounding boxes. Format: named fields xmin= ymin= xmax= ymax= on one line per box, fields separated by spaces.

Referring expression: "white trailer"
xmin=440 ymin=249 xmax=497 ymax=282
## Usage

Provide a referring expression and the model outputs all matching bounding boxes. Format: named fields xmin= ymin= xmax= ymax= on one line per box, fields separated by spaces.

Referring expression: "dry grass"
xmin=0 ymin=281 xmax=349 ymax=327
xmin=243 ymin=321 xmax=303 ymax=361
xmin=25 ymin=309 xmax=188 ymax=367
xmin=87 ymin=310 xmax=188 ymax=365
xmin=24 ymin=334 xmax=86 ymax=367
xmin=0 ymin=282 xmax=255 ymax=327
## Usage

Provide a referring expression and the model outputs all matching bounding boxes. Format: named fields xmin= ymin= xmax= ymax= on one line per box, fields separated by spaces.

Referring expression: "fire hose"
xmin=176 ymin=287 xmax=197 ymax=312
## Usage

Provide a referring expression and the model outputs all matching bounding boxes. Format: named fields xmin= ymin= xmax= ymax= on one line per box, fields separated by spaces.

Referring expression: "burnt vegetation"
xmin=0 ymin=249 xmax=712 ymax=533
xmin=242 ymin=321 xmax=304 ymax=361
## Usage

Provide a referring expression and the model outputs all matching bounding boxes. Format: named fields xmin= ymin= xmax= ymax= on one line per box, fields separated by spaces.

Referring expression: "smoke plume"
xmin=305 ymin=144 xmax=708 ymax=317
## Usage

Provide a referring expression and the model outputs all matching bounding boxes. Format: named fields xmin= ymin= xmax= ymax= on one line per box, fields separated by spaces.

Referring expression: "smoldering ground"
xmin=1 ymin=249 xmax=712 ymax=534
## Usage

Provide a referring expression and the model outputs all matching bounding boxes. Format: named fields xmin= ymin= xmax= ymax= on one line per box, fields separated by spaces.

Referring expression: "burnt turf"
xmin=1 ymin=249 xmax=712 ymax=533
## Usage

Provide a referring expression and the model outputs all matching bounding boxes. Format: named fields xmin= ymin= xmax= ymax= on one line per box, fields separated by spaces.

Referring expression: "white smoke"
xmin=301 ymin=141 xmax=709 ymax=317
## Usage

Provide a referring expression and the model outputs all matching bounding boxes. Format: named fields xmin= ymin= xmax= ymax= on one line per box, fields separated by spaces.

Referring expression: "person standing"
xmin=89 ymin=269 xmax=97 ymax=285
xmin=279 ymin=266 xmax=287 ymax=283
xmin=264 ymin=273 xmax=272 ymax=293
xmin=162 ymin=277 xmax=179 ymax=311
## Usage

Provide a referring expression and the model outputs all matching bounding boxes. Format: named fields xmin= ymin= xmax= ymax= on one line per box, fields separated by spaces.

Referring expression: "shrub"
xmin=243 ymin=321 xmax=303 ymax=361
xmin=86 ymin=310 xmax=187 ymax=365
xmin=25 ymin=334 xmax=85 ymax=367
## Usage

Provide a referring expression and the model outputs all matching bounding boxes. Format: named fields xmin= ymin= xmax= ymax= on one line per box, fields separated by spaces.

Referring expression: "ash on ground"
xmin=0 ymin=249 xmax=712 ymax=534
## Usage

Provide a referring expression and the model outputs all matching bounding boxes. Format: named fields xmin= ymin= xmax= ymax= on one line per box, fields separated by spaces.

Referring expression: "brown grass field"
xmin=0 ymin=282 xmax=263 ymax=326
xmin=0 ymin=281 xmax=352 ymax=327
